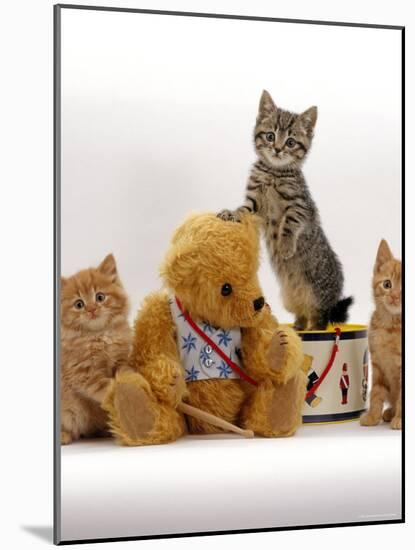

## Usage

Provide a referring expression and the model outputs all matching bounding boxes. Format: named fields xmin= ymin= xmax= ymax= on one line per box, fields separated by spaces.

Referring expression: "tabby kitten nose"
xmin=253 ymin=296 xmax=265 ymax=311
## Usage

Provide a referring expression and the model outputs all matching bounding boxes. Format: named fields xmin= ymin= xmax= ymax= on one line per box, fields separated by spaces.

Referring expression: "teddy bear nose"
xmin=253 ymin=297 xmax=265 ymax=311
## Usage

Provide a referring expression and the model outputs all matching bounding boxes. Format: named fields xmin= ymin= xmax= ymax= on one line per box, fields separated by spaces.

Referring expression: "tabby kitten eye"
xmin=74 ymin=299 xmax=84 ymax=310
xmin=221 ymin=283 xmax=233 ymax=296
xmin=96 ymin=292 xmax=106 ymax=302
xmin=383 ymin=280 xmax=392 ymax=289
xmin=286 ymin=138 xmax=296 ymax=148
xmin=265 ymin=132 xmax=275 ymax=142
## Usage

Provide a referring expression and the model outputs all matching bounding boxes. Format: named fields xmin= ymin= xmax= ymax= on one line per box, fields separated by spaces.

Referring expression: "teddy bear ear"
xmin=159 ymin=241 xmax=198 ymax=292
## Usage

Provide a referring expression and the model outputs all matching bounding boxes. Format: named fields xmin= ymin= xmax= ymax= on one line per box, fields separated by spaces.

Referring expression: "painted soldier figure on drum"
xmin=303 ymin=355 xmax=323 ymax=408
xmin=361 ymin=348 xmax=369 ymax=402
xmin=339 ymin=363 xmax=350 ymax=405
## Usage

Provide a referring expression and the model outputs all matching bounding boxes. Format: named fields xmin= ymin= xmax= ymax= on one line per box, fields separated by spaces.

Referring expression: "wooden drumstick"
xmin=178 ymin=402 xmax=254 ymax=438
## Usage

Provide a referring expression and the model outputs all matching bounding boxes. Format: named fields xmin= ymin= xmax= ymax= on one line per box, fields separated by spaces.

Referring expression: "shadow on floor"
xmin=21 ymin=525 xmax=53 ymax=543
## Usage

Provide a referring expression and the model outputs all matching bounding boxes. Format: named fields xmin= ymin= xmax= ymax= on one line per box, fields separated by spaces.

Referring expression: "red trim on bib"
xmin=175 ymin=297 xmax=258 ymax=387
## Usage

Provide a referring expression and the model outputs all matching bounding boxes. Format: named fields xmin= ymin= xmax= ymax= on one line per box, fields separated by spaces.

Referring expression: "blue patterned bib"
xmin=169 ymin=297 xmax=243 ymax=382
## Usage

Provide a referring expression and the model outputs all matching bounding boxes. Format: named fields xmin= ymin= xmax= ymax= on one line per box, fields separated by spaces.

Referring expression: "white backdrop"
xmin=61 ymin=9 xmax=401 ymax=325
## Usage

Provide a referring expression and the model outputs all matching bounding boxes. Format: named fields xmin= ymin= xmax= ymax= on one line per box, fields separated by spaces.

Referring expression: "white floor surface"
xmin=60 ymin=421 xmax=402 ymax=542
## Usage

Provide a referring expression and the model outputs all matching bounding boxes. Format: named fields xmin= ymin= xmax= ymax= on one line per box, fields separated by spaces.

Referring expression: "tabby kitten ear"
xmin=98 ymin=253 xmax=118 ymax=281
xmin=258 ymin=90 xmax=277 ymax=118
xmin=300 ymin=106 xmax=318 ymax=132
xmin=375 ymin=239 xmax=393 ymax=271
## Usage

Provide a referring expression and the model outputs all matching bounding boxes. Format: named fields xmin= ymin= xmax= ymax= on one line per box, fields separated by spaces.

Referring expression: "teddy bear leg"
xmin=103 ymin=371 xmax=186 ymax=446
xmin=242 ymin=374 xmax=305 ymax=437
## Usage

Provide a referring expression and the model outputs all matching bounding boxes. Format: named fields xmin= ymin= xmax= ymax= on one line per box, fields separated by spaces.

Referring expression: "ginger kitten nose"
xmin=86 ymin=304 xmax=97 ymax=314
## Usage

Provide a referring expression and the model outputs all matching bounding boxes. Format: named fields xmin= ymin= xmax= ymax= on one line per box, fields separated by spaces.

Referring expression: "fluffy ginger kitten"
xmin=360 ymin=240 xmax=402 ymax=430
xmin=60 ymin=254 xmax=131 ymax=444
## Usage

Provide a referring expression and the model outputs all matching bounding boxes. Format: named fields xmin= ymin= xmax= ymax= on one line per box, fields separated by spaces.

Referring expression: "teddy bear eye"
xmin=383 ymin=279 xmax=392 ymax=289
xmin=221 ymin=283 xmax=233 ymax=296
xmin=265 ymin=132 xmax=275 ymax=142
xmin=74 ymin=299 xmax=84 ymax=310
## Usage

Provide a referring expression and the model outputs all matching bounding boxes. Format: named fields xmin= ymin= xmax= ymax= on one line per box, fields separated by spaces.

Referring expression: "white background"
xmin=0 ymin=1 xmax=412 ymax=550
xmin=61 ymin=8 xmax=401 ymax=324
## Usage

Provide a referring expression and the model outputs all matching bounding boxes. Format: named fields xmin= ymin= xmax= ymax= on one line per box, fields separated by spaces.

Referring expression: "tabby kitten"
xmin=60 ymin=254 xmax=131 ymax=444
xmin=219 ymin=90 xmax=352 ymax=330
xmin=360 ymin=240 xmax=402 ymax=430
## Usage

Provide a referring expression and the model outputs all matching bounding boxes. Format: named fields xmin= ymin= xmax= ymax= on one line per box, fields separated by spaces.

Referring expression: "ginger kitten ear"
xmin=61 ymin=276 xmax=67 ymax=289
xmin=98 ymin=253 xmax=118 ymax=281
xmin=300 ymin=106 xmax=318 ymax=132
xmin=375 ymin=239 xmax=393 ymax=271
xmin=258 ymin=90 xmax=277 ymax=118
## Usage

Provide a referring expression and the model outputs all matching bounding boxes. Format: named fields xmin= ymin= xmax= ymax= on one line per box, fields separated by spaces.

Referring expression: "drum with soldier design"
xmin=299 ymin=324 xmax=369 ymax=424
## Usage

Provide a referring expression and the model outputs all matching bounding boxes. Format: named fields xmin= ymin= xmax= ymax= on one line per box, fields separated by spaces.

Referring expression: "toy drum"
xmin=299 ymin=324 xmax=369 ymax=424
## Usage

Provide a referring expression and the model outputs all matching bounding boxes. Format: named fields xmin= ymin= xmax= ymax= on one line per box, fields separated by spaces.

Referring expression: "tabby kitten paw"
xmin=217 ymin=209 xmax=242 ymax=223
xmin=278 ymin=238 xmax=296 ymax=260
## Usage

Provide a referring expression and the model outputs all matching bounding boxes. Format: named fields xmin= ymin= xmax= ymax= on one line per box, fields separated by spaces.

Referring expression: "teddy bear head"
xmin=160 ymin=212 xmax=267 ymax=329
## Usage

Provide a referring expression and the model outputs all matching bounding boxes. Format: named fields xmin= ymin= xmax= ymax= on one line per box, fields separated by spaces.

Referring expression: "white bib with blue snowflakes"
xmin=169 ymin=297 xmax=243 ymax=382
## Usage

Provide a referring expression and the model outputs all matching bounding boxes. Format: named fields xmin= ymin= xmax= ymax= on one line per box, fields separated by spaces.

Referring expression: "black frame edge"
xmin=58 ymin=519 xmax=404 ymax=545
xmin=53 ymin=3 xmax=62 ymax=546
xmin=55 ymin=3 xmax=404 ymax=30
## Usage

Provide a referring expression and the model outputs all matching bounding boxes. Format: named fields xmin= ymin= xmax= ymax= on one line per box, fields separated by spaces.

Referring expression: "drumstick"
xmin=177 ymin=402 xmax=254 ymax=438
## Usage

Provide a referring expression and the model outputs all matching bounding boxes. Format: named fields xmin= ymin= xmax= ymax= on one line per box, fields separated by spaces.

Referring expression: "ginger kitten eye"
xmin=383 ymin=280 xmax=392 ymax=289
xmin=221 ymin=283 xmax=233 ymax=296
xmin=74 ymin=299 xmax=84 ymax=310
xmin=286 ymin=138 xmax=296 ymax=148
xmin=96 ymin=292 xmax=106 ymax=302
xmin=265 ymin=132 xmax=275 ymax=142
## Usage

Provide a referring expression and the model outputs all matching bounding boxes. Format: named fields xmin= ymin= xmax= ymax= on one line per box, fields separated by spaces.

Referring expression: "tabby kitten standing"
xmin=360 ymin=240 xmax=402 ymax=430
xmin=60 ymin=254 xmax=131 ymax=444
xmin=219 ymin=90 xmax=352 ymax=330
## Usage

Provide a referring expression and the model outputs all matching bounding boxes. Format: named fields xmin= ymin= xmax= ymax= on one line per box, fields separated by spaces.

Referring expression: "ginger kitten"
xmin=360 ymin=240 xmax=402 ymax=430
xmin=60 ymin=254 xmax=131 ymax=444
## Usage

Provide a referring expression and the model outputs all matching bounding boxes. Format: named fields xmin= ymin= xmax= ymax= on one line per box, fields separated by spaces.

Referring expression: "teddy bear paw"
xmin=162 ymin=363 xmax=188 ymax=408
xmin=267 ymin=330 xmax=289 ymax=373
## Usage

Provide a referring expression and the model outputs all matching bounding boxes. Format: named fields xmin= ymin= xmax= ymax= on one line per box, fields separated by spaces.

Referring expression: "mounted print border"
xmin=54 ymin=4 xmax=405 ymax=545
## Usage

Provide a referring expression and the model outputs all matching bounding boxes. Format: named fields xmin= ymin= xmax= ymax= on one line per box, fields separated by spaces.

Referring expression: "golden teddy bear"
xmin=103 ymin=212 xmax=307 ymax=445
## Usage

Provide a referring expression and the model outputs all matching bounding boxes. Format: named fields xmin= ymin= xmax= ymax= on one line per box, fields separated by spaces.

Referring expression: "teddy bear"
xmin=103 ymin=212 xmax=307 ymax=445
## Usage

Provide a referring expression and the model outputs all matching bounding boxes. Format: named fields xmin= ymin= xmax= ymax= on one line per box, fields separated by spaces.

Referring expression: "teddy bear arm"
xmin=128 ymin=291 xmax=186 ymax=405
xmin=242 ymin=319 xmax=305 ymax=384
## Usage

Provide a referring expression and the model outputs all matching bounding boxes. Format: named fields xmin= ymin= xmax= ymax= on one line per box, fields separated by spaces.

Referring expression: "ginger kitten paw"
xmin=61 ymin=431 xmax=72 ymax=445
xmin=217 ymin=209 xmax=242 ymax=223
xmin=390 ymin=417 xmax=402 ymax=430
xmin=267 ymin=330 xmax=289 ymax=372
xmin=359 ymin=412 xmax=381 ymax=427
xmin=382 ymin=408 xmax=394 ymax=422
